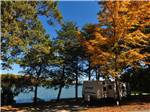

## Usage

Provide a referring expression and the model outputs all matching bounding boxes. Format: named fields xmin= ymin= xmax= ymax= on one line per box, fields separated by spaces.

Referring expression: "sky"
xmin=1 ymin=1 xmax=99 ymax=75
xmin=39 ymin=1 xmax=99 ymax=38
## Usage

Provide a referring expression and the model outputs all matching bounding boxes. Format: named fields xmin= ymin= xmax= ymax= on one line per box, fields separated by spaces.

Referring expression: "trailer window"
xmin=103 ymin=87 xmax=106 ymax=91
xmin=108 ymin=85 xmax=112 ymax=89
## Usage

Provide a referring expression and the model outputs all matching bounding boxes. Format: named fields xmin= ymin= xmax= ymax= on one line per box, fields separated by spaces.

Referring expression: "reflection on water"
xmin=14 ymin=85 xmax=82 ymax=103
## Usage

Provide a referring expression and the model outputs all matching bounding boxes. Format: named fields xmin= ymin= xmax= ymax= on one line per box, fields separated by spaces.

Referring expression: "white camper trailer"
xmin=82 ymin=80 xmax=128 ymax=102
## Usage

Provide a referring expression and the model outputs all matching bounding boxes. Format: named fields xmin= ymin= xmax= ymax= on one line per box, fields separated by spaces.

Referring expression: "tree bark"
xmin=114 ymin=45 xmax=121 ymax=105
xmin=113 ymin=5 xmax=120 ymax=105
xmin=34 ymin=84 xmax=38 ymax=104
xmin=57 ymin=85 xmax=63 ymax=101
xmin=96 ymin=67 xmax=99 ymax=80
xmin=75 ymin=57 xmax=79 ymax=100
xmin=96 ymin=68 xmax=98 ymax=80
xmin=75 ymin=70 xmax=78 ymax=99
xmin=115 ymin=77 xmax=121 ymax=106
xmin=57 ymin=65 xmax=65 ymax=101
xmin=114 ymin=51 xmax=121 ymax=105
xmin=88 ymin=60 xmax=91 ymax=80
xmin=33 ymin=66 xmax=42 ymax=104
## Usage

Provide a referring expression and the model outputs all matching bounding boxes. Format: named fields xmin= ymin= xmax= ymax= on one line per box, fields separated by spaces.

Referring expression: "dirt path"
xmin=1 ymin=102 xmax=150 ymax=112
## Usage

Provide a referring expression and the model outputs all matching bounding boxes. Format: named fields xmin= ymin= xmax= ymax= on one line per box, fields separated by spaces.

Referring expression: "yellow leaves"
xmin=99 ymin=1 xmax=150 ymax=35
xmin=119 ymin=49 xmax=145 ymax=65
xmin=89 ymin=49 xmax=111 ymax=67
xmin=126 ymin=1 xmax=150 ymax=27
xmin=145 ymin=53 xmax=150 ymax=57
xmin=85 ymin=42 xmax=94 ymax=51
xmin=80 ymin=1 xmax=150 ymax=77
xmin=84 ymin=31 xmax=108 ymax=48
xmin=9 ymin=36 xmax=24 ymax=47
xmin=33 ymin=44 xmax=51 ymax=55
xmin=94 ymin=32 xmax=108 ymax=45
xmin=125 ymin=30 xmax=149 ymax=47
xmin=108 ymin=70 xmax=119 ymax=78
xmin=76 ymin=30 xmax=82 ymax=42
xmin=127 ymin=50 xmax=143 ymax=59
xmin=76 ymin=30 xmax=81 ymax=36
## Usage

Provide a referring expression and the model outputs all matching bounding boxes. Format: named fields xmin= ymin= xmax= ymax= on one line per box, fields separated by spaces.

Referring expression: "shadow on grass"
xmin=1 ymin=95 xmax=150 ymax=112
xmin=85 ymin=95 xmax=150 ymax=110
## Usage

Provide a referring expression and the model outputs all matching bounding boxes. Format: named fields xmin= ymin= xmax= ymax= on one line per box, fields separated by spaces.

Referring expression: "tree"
xmin=1 ymin=1 xmax=62 ymax=104
xmin=80 ymin=24 xmax=104 ymax=80
xmin=1 ymin=1 xmax=62 ymax=69
xmin=19 ymin=33 xmax=55 ymax=104
xmin=121 ymin=66 xmax=150 ymax=95
xmin=1 ymin=74 xmax=32 ymax=105
xmin=79 ymin=1 xmax=150 ymax=103
xmin=55 ymin=21 xmax=83 ymax=100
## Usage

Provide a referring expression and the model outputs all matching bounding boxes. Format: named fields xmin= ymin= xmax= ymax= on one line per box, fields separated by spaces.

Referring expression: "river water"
xmin=14 ymin=85 xmax=82 ymax=103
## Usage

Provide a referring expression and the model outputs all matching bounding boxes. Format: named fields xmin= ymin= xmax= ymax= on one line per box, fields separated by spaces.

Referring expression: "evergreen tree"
xmin=1 ymin=1 xmax=62 ymax=104
xmin=1 ymin=1 xmax=62 ymax=69
xmin=55 ymin=21 xmax=83 ymax=100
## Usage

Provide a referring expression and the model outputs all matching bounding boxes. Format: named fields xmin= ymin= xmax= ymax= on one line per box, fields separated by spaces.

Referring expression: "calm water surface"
xmin=14 ymin=85 xmax=82 ymax=103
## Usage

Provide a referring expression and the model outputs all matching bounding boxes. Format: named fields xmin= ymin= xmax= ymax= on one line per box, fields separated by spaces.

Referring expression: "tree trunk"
xmin=114 ymin=48 xmax=120 ymax=105
xmin=33 ymin=66 xmax=42 ymax=104
xmin=112 ymin=3 xmax=120 ymax=105
xmin=57 ymin=65 xmax=65 ymax=101
xmin=34 ymin=84 xmax=38 ymax=104
xmin=88 ymin=61 xmax=91 ymax=80
xmin=98 ymin=68 xmax=100 ymax=80
xmin=96 ymin=67 xmax=99 ymax=80
xmin=96 ymin=68 xmax=98 ymax=80
xmin=75 ymin=71 xmax=78 ymax=99
xmin=2 ymin=87 xmax=14 ymax=105
xmin=57 ymin=85 xmax=63 ymax=101
xmin=115 ymin=77 xmax=121 ymax=106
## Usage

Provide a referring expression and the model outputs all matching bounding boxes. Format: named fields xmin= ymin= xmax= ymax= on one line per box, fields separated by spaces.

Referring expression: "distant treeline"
xmin=1 ymin=74 xmax=54 ymax=88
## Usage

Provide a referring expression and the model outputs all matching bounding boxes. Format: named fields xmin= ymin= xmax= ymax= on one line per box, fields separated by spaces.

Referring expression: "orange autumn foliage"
xmin=79 ymin=1 xmax=150 ymax=77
